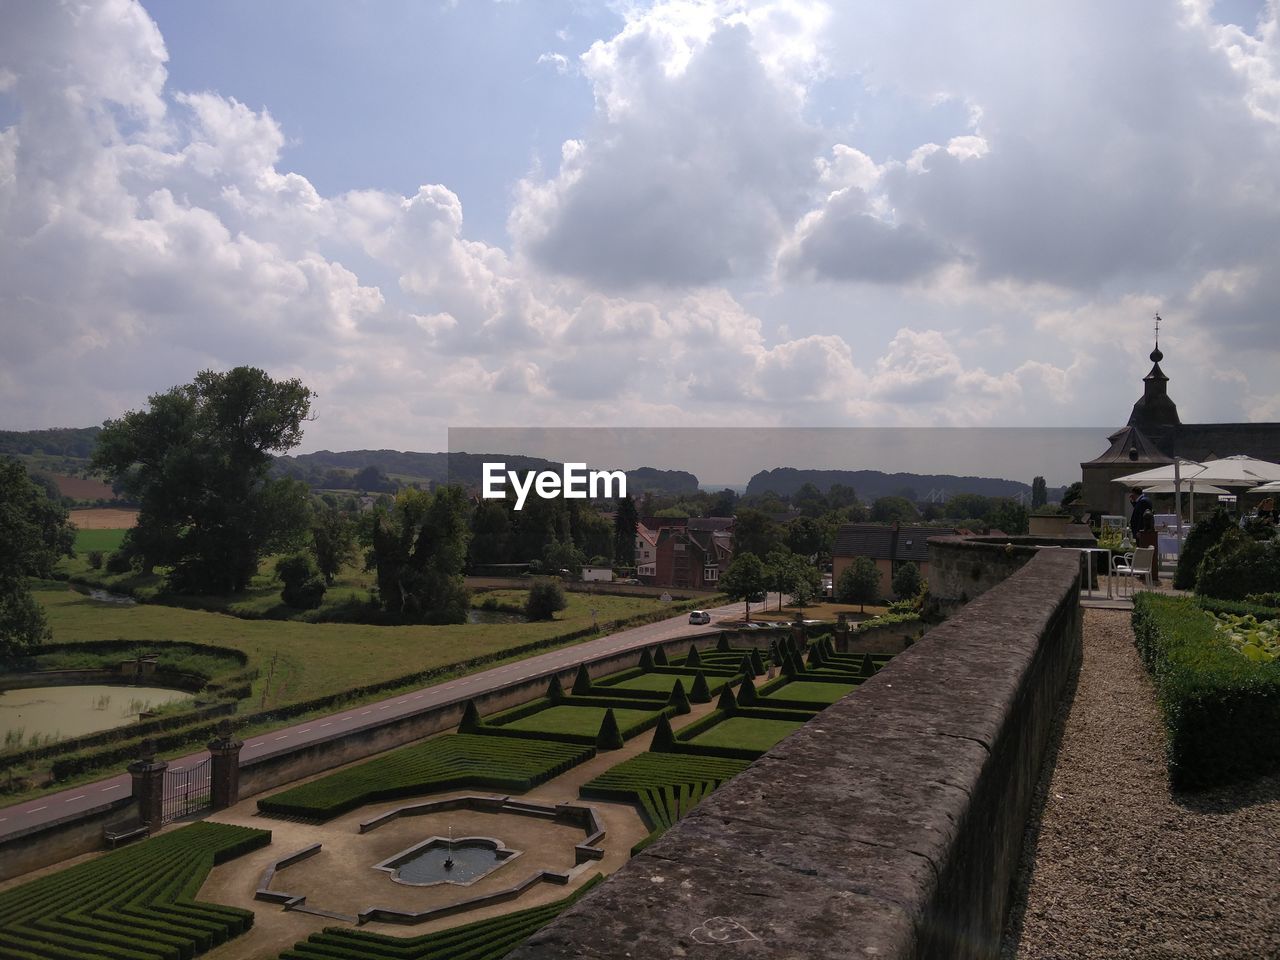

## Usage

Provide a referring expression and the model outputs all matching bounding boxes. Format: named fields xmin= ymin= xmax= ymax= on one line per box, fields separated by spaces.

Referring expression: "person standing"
xmin=1128 ymin=487 xmax=1153 ymax=539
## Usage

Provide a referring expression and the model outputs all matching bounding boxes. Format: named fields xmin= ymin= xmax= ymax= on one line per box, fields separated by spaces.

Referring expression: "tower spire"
xmin=1152 ymin=312 xmax=1162 ymax=361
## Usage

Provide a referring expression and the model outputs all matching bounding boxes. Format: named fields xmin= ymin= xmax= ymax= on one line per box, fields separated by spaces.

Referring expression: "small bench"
xmin=104 ymin=821 xmax=150 ymax=849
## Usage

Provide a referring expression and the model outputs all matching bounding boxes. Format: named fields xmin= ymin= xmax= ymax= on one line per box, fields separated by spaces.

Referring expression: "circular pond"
xmin=0 ymin=684 xmax=192 ymax=744
xmin=374 ymin=837 xmax=520 ymax=887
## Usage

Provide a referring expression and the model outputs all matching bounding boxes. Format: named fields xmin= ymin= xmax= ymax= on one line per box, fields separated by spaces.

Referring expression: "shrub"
xmin=104 ymin=550 xmax=132 ymax=574
xmin=1174 ymin=508 xmax=1234 ymax=590
xmin=1244 ymin=591 xmax=1280 ymax=609
xmin=276 ymin=552 xmax=326 ymax=610
xmin=667 ymin=679 xmax=691 ymax=715
xmin=1132 ymin=593 xmax=1280 ymax=788
xmin=86 ymin=550 xmax=103 ymax=570
xmin=836 ymin=557 xmax=881 ymax=611
xmin=1195 ymin=526 xmax=1280 ymax=601
xmin=689 ymin=671 xmax=711 ymax=704
xmin=525 ymin=578 xmax=567 ymax=620
xmin=596 ymin=708 xmax=624 ymax=750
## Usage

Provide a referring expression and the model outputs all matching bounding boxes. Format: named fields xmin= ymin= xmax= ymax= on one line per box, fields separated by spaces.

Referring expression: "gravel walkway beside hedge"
xmin=1003 ymin=608 xmax=1280 ymax=960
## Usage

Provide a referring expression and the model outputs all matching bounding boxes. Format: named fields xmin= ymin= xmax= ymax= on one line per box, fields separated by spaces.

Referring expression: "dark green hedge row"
xmin=580 ymin=752 xmax=751 ymax=853
xmin=1132 ymin=593 xmax=1280 ymax=789
xmin=256 ymin=734 xmax=593 ymax=821
xmin=277 ymin=875 xmax=604 ymax=960
xmin=1195 ymin=595 xmax=1280 ymax=621
xmin=0 ymin=821 xmax=267 ymax=960
xmin=476 ymin=704 xmax=672 ymax=748
xmin=0 ymin=638 xmax=250 ymax=672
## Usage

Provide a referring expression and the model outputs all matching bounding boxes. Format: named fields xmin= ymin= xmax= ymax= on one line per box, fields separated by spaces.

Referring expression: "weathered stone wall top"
xmin=510 ymin=547 xmax=1082 ymax=960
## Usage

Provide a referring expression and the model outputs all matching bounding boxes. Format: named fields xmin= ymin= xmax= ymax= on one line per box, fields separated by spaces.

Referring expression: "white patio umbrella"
xmin=1192 ymin=455 xmax=1280 ymax=485
xmin=1113 ymin=458 xmax=1206 ymax=533
xmin=1142 ymin=481 xmax=1230 ymax=495
xmin=1248 ymin=480 xmax=1280 ymax=494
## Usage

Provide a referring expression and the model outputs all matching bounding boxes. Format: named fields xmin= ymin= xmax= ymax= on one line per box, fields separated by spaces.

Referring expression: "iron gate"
xmin=162 ymin=758 xmax=211 ymax=823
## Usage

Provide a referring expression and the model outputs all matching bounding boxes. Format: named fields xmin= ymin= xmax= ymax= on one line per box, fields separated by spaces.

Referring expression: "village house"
xmin=831 ymin=522 xmax=952 ymax=600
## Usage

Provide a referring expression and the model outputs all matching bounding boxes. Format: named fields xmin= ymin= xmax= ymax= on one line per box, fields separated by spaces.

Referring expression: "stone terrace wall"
xmin=928 ymin=533 xmax=1093 ymax=615
xmin=508 ymin=547 xmax=1082 ymax=960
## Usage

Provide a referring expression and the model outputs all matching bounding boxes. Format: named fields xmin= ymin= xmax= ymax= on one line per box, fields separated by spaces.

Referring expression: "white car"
xmin=688 ymin=610 xmax=711 ymax=625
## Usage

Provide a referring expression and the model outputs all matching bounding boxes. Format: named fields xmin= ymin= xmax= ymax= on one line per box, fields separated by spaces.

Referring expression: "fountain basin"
xmin=372 ymin=837 xmax=520 ymax=887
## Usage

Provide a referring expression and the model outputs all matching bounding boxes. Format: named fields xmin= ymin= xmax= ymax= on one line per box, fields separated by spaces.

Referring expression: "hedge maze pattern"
xmin=257 ymin=734 xmax=592 ymax=821
xmin=0 ymin=821 xmax=269 ymax=960
xmin=276 ymin=876 xmax=604 ymax=960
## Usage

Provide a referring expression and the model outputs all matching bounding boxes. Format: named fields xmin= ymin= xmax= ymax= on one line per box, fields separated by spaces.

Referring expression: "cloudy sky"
xmin=1 ymin=0 xmax=1278 ymax=455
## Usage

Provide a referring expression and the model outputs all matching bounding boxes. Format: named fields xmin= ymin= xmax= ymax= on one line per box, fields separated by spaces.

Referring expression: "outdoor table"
xmin=1078 ymin=547 xmax=1112 ymax=600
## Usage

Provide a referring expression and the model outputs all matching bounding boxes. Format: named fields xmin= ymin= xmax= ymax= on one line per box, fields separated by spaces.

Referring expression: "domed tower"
xmin=1128 ymin=328 xmax=1180 ymax=433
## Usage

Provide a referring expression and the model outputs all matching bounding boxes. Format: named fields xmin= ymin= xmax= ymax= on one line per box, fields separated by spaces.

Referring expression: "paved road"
xmin=0 ymin=596 xmax=782 ymax=840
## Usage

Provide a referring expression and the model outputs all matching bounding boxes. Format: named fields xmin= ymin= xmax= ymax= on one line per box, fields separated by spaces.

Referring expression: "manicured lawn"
xmin=32 ymin=587 xmax=671 ymax=710
xmin=608 ymin=672 xmax=726 ymax=694
xmin=501 ymin=705 xmax=659 ymax=737
xmin=689 ymin=717 xmax=804 ymax=752
xmin=71 ymin=528 xmax=127 ymax=554
xmin=766 ymin=680 xmax=857 ymax=704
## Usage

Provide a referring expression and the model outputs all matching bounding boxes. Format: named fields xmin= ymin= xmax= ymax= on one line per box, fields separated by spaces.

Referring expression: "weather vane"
xmin=1154 ymin=311 xmax=1161 ymax=346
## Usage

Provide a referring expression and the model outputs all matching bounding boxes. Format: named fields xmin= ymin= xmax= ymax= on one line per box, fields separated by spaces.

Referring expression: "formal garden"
xmin=0 ymin=629 xmax=895 ymax=959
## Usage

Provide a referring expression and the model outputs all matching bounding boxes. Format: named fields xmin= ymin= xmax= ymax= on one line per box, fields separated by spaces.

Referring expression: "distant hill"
xmin=273 ymin=449 xmax=700 ymax=495
xmin=744 ymin=467 xmax=1042 ymax=502
xmin=0 ymin=426 xmax=100 ymax=459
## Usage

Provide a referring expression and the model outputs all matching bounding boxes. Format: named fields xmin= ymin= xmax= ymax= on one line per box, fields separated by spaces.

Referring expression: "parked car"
xmin=747 ymin=591 xmax=766 ymax=603
xmin=688 ymin=610 xmax=712 ymax=625
xmin=617 ymin=577 xmax=641 ymax=585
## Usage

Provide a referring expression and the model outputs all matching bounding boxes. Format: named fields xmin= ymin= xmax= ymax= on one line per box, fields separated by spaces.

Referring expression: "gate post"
xmin=834 ymin=613 xmax=850 ymax=653
xmin=127 ymin=739 xmax=168 ymax=831
xmin=207 ymin=720 xmax=243 ymax=811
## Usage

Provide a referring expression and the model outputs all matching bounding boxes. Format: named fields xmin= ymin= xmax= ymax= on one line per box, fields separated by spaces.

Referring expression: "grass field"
xmin=33 ymin=586 xmax=672 ymax=710
xmin=765 ymin=680 xmax=857 ymax=704
xmin=689 ymin=717 xmax=804 ymax=752
xmin=71 ymin=527 xmax=128 ymax=553
xmin=607 ymin=672 xmax=729 ymax=694
xmin=500 ymin=705 xmax=659 ymax=737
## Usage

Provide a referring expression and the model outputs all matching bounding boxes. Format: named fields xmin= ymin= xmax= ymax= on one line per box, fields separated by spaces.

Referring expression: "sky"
xmin=1 ymin=0 xmax=1278 ymax=459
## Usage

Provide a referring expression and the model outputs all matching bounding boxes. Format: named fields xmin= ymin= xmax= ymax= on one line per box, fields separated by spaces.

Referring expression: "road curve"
xmin=0 ymin=596 xmax=783 ymax=840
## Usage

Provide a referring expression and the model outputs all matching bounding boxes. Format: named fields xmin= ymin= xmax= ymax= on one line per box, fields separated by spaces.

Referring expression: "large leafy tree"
xmin=92 ymin=367 xmax=314 ymax=594
xmin=837 ymin=556 xmax=882 ymax=612
xmin=720 ymin=553 xmax=769 ymax=622
xmin=310 ymin=504 xmax=357 ymax=585
xmin=613 ymin=495 xmax=638 ymax=566
xmin=0 ymin=458 xmax=75 ymax=655
xmin=870 ymin=496 xmax=919 ymax=523
xmin=732 ymin=508 xmax=782 ymax=559
xmin=365 ymin=486 xmax=472 ymax=622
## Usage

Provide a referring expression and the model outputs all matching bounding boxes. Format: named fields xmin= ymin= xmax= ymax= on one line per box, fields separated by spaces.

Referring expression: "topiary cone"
xmin=573 ymin=664 xmax=593 ymax=696
xmin=638 ymin=647 xmax=654 ymax=671
xmin=737 ymin=675 xmax=758 ymax=706
xmin=546 ymin=674 xmax=565 ymax=703
xmin=739 ymin=653 xmax=756 ymax=678
xmin=459 ymin=699 xmax=482 ymax=733
xmin=716 ymin=632 xmax=731 ymax=653
xmin=750 ymin=647 xmax=767 ymax=676
xmin=861 ymin=653 xmax=876 ymax=678
xmin=596 ymin=708 xmax=624 ymax=750
xmin=806 ymin=645 xmax=824 ymax=668
xmin=668 ymin=678 xmax=692 ymax=715
xmin=689 ymin=670 xmax=712 ymax=704
xmin=716 ymin=682 xmax=738 ymax=714
xmin=685 ymin=644 xmax=702 ymax=669
xmin=653 ymin=645 xmax=669 ymax=666
xmin=650 ymin=713 xmax=676 ymax=752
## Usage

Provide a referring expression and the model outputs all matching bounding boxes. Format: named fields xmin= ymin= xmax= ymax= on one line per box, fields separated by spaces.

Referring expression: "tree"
xmin=1031 ymin=476 xmax=1048 ymax=510
xmin=275 ymin=553 xmax=326 ymax=610
xmin=891 ymin=561 xmax=922 ymax=600
xmin=543 ymin=540 xmax=585 ymax=577
xmin=732 ymin=508 xmax=782 ymax=559
xmin=92 ymin=367 xmax=314 ymax=593
xmin=311 ymin=504 xmax=356 ymax=584
xmin=0 ymin=458 xmax=75 ymax=655
xmin=944 ymin=493 xmax=992 ymax=521
xmin=353 ymin=464 xmax=395 ymax=493
xmin=469 ymin=499 xmax=514 ymax=567
xmin=575 ymin=509 xmax=614 ymax=563
xmin=836 ymin=557 xmax=881 ymax=612
xmin=365 ymin=486 xmax=472 ymax=622
xmin=785 ymin=516 xmax=830 ymax=561
xmin=613 ymin=495 xmax=638 ymax=566
xmin=791 ymin=482 xmax=828 ymax=518
xmin=766 ymin=549 xmax=819 ymax=611
xmin=987 ymin=498 xmax=1029 ymax=535
xmin=708 ymin=488 xmax=738 ymax=517
xmin=720 ymin=553 xmax=769 ymax=621
xmin=526 ymin=578 xmax=568 ymax=620
xmin=870 ymin=496 xmax=918 ymax=524
xmin=1060 ymin=481 xmax=1084 ymax=511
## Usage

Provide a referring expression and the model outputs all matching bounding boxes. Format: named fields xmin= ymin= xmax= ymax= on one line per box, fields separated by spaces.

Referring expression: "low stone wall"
xmin=927 ymin=534 xmax=1093 ymax=614
xmin=508 ymin=547 xmax=1082 ymax=960
xmin=840 ymin=619 xmax=927 ymax=655
xmin=466 ymin=577 xmax=715 ymax=599
xmin=0 ymin=796 xmax=137 ymax=884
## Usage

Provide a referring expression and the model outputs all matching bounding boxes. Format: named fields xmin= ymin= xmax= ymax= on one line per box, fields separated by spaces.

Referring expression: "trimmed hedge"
xmin=0 ymin=821 xmax=268 ymax=960
xmin=277 ymin=875 xmax=604 ymax=960
xmin=1132 ymin=592 xmax=1280 ymax=789
xmin=257 ymin=734 xmax=593 ymax=821
xmin=580 ymin=753 xmax=750 ymax=853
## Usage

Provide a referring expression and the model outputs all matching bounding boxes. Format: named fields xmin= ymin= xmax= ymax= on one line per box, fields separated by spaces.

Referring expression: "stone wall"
xmin=0 ymin=796 xmax=137 ymax=883
xmin=927 ymin=534 xmax=1093 ymax=615
xmin=507 ymin=547 xmax=1082 ymax=960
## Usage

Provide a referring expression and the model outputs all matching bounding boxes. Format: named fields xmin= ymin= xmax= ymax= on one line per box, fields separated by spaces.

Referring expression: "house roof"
xmin=1081 ymin=424 xmax=1172 ymax=467
xmin=831 ymin=524 xmax=953 ymax=564
xmin=688 ymin=517 xmax=734 ymax=532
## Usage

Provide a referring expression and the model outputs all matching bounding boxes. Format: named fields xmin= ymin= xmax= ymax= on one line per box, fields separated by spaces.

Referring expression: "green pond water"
xmin=0 ymin=684 xmax=192 ymax=745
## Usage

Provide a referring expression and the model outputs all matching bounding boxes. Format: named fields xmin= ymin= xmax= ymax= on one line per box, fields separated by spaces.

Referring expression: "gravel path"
xmin=1003 ymin=608 xmax=1280 ymax=960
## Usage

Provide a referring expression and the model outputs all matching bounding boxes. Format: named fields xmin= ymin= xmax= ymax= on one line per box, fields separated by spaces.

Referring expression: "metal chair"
xmin=1112 ymin=547 xmax=1155 ymax=594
